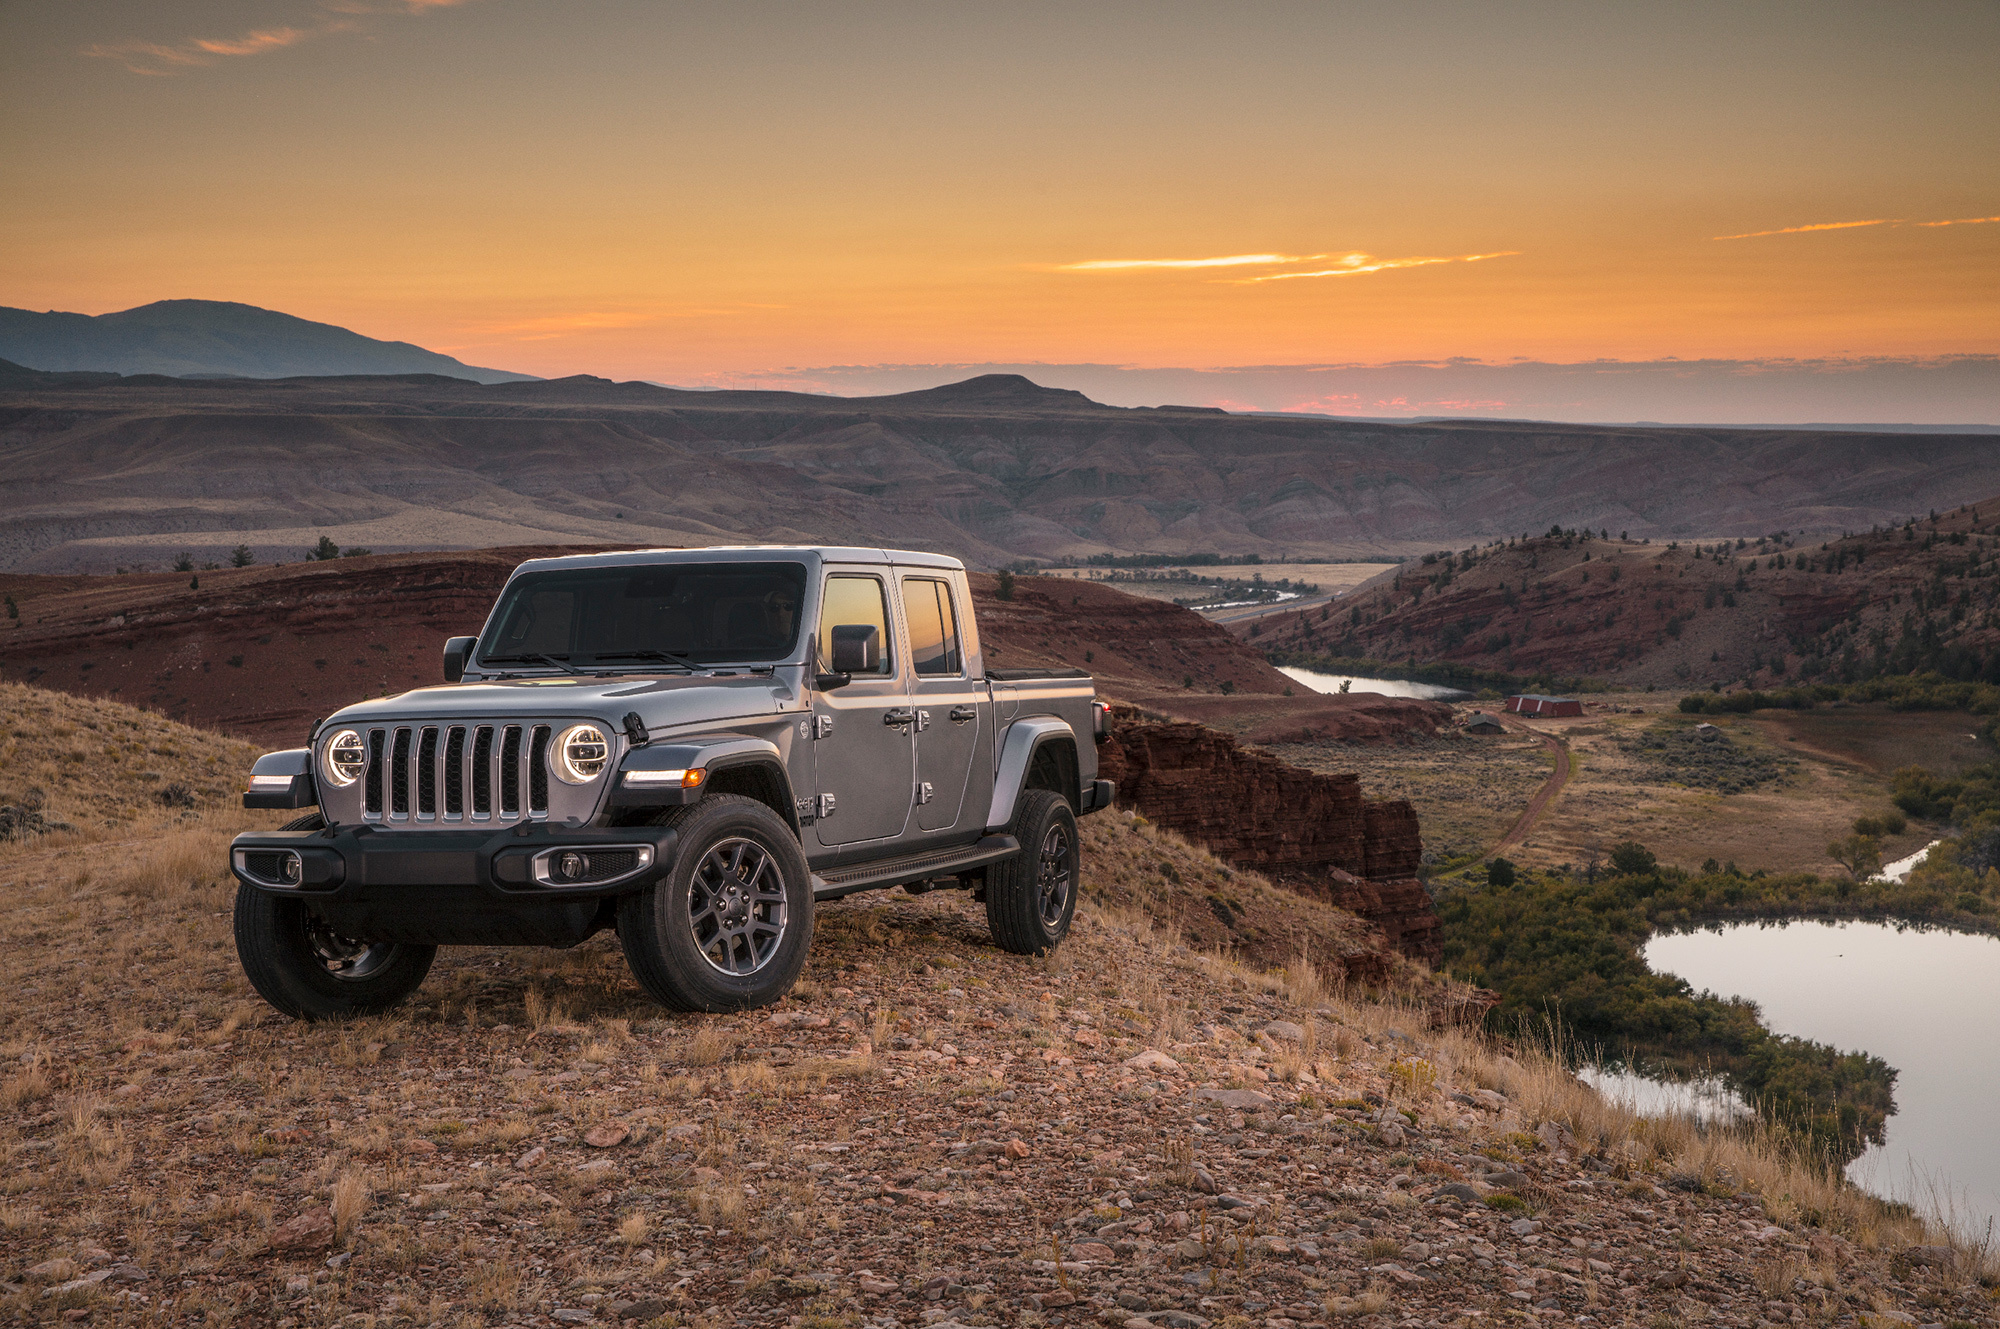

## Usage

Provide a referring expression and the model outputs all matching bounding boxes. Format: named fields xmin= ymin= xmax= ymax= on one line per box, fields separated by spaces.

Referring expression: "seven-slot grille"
xmin=350 ymin=722 xmax=557 ymax=823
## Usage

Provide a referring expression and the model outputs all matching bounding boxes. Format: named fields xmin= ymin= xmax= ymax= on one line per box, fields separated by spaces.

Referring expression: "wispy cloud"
xmin=1056 ymin=249 xmax=1518 ymax=281
xmin=86 ymin=1 xmax=482 ymax=75
xmin=1059 ymin=253 xmax=1310 ymax=271
xmin=1243 ymin=251 xmax=1518 ymax=282
xmin=1714 ymin=219 xmax=1896 ymax=240
xmin=1916 ymin=215 xmax=2000 ymax=228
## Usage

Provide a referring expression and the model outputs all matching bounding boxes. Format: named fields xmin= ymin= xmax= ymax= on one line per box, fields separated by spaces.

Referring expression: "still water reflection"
xmin=1636 ymin=921 xmax=2000 ymax=1234
xmin=1278 ymin=666 xmax=1470 ymax=702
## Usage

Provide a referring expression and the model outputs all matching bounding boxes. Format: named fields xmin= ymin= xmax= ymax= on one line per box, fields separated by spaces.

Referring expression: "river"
xmin=1620 ymin=920 xmax=2000 ymax=1235
xmin=1278 ymin=665 xmax=1470 ymax=702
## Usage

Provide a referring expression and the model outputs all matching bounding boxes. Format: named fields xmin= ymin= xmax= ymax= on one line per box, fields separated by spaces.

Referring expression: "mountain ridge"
xmin=0 ymin=299 xmax=536 ymax=384
xmin=4 ymin=367 xmax=1998 ymax=573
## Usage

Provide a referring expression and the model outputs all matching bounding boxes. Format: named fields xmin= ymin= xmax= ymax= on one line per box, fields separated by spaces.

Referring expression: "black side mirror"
xmin=443 ymin=636 xmax=476 ymax=683
xmin=829 ymin=624 xmax=880 ymax=673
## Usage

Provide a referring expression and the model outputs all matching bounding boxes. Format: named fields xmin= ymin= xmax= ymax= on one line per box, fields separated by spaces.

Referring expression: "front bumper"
xmin=228 ymin=823 xmax=679 ymax=948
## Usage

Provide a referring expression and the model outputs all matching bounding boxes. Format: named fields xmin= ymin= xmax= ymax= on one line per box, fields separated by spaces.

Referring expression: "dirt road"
xmin=1495 ymin=719 xmax=1570 ymax=852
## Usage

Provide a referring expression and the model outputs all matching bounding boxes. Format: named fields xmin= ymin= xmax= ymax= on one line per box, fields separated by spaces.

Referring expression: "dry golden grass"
xmin=0 ymin=680 xmax=1986 ymax=1324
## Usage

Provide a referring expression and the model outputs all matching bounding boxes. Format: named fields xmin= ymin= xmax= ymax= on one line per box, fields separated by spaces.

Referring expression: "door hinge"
xmin=813 ymin=715 xmax=834 ymax=739
xmin=916 ymin=709 xmax=930 ymax=731
xmin=916 ymin=781 xmax=934 ymax=805
xmin=795 ymin=796 xmax=816 ymax=825
xmin=817 ymin=793 xmax=837 ymax=819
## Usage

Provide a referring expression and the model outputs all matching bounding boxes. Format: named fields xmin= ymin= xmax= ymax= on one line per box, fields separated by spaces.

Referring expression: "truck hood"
xmin=323 ymin=671 xmax=805 ymax=732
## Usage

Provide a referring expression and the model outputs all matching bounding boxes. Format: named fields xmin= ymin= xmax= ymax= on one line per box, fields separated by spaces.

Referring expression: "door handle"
xmin=949 ymin=706 xmax=977 ymax=723
xmin=883 ymin=708 xmax=916 ymax=726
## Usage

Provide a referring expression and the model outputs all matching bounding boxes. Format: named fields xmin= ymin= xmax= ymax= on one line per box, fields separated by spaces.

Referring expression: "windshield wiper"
xmin=591 ymin=649 xmax=703 ymax=673
xmin=481 ymin=653 xmax=583 ymax=675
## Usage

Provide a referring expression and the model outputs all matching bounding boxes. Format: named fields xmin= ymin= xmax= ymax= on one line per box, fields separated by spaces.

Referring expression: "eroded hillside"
xmin=1251 ymin=499 xmax=2000 ymax=690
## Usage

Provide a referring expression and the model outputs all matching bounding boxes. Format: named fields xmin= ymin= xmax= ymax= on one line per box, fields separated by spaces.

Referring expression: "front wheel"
xmin=617 ymin=794 xmax=814 ymax=1013
xmin=985 ymin=788 xmax=1079 ymax=955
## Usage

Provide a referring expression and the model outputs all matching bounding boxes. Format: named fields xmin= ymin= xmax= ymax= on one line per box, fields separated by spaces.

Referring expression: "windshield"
xmin=476 ymin=562 xmax=808 ymax=668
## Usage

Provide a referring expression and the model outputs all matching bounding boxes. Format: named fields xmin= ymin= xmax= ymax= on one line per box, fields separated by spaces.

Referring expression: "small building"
xmin=1462 ymin=711 xmax=1506 ymax=734
xmin=1506 ymin=693 xmax=1583 ymax=717
xmin=1693 ymin=722 xmax=1722 ymax=741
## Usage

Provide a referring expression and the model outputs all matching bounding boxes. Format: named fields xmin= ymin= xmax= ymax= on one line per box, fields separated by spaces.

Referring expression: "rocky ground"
xmin=6 ymin=807 xmax=1995 ymax=1329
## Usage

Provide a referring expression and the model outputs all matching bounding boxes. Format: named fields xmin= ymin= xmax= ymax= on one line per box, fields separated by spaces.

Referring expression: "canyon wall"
xmin=1094 ymin=715 xmax=1440 ymax=966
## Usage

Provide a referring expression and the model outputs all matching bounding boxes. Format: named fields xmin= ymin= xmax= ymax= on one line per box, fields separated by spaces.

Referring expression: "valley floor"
xmin=1267 ymin=693 xmax=1958 ymax=877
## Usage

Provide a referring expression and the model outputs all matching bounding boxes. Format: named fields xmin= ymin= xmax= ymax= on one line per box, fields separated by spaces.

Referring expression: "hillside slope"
xmin=1252 ymin=499 xmax=2000 ymax=689
xmin=1 ymin=684 xmax=1982 ymax=1327
xmin=2 ymin=370 xmax=1995 ymax=571
xmin=0 ymin=553 xmax=1448 ymax=749
xmin=0 ymin=300 xmax=534 ymax=383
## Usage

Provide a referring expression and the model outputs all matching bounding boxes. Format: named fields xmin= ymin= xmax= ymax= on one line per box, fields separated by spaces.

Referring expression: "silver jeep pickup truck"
xmin=228 ymin=546 xmax=1114 ymax=1019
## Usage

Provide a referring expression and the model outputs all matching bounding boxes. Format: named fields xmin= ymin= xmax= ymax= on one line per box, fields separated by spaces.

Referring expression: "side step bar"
xmin=811 ymin=834 xmax=1020 ymax=901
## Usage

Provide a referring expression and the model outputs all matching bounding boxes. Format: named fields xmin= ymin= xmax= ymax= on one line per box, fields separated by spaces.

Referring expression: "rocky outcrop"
xmin=1094 ymin=715 xmax=1440 ymax=966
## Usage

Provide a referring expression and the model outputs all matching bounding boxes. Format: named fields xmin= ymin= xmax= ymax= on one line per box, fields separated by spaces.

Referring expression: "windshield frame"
xmin=472 ymin=560 xmax=811 ymax=673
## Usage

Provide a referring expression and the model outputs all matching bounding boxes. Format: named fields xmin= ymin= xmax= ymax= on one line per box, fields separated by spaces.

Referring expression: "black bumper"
xmin=228 ymin=823 xmax=679 ymax=948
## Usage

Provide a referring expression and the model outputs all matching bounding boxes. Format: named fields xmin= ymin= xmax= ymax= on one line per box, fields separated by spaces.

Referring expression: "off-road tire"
xmin=233 ymin=815 xmax=437 ymax=1020
xmin=985 ymin=788 xmax=1079 ymax=955
xmin=617 ymin=794 xmax=814 ymax=1013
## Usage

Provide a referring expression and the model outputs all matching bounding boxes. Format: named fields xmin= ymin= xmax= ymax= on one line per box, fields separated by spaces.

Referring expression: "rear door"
xmin=812 ymin=570 xmax=915 ymax=847
xmin=902 ymin=573 xmax=984 ymax=833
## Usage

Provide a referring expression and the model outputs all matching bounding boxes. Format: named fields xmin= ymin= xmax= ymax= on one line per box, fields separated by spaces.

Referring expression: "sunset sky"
xmin=3 ymin=1 xmax=1997 ymax=414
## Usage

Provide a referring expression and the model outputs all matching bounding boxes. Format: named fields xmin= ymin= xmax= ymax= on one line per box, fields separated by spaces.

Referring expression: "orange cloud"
xmin=1059 ymin=253 xmax=1309 ymax=271
xmin=1057 ymin=250 xmax=1518 ymax=281
xmin=1245 ymin=251 xmax=1518 ymax=282
xmin=1915 ymin=215 xmax=2000 ymax=228
xmin=1714 ymin=219 xmax=1895 ymax=239
xmin=192 ymin=27 xmax=319 ymax=58
xmin=86 ymin=1 xmax=481 ymax=75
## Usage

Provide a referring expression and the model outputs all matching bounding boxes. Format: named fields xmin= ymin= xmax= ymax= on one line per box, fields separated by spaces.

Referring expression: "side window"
xmin=817 ymin=574 xmax=893 ymax=675
xmin=905 ymin=578 xmax=962 ymax=677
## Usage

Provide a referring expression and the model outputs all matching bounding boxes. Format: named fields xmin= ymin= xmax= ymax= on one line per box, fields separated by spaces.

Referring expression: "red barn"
xmin=1507 ymin=693 xmax=1583 ymax=717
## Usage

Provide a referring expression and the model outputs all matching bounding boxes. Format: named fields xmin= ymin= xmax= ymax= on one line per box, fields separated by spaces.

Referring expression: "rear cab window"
xmin=903 ymin=577 xmax=963 ymax=676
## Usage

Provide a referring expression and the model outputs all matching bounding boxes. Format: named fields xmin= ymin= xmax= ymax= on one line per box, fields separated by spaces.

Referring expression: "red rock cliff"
xmin=1093 ymin=716 xmax=1440 ymax=966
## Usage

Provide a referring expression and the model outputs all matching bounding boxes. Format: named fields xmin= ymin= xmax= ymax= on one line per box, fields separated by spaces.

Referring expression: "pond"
xmin=1278 ymin=665 xmax=1470 ymax=702
xmin=1632 ymin=920 xmax=2000 ymax=1236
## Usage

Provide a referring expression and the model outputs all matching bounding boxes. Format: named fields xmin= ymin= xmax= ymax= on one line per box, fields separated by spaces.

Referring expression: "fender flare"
xmin=244 ymin=748 xmax=318 ymax=810
xmin=985 ymin=717 xmax=1078 ymax=832
xmin=610 ymin=734 xmax=799 ymax=832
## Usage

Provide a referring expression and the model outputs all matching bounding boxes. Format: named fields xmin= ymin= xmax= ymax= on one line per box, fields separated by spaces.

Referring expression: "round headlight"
xmin=322 ymin=729 xmax=366 ymax=787
xmin=553 ymin=723 xmax=610 ymax=784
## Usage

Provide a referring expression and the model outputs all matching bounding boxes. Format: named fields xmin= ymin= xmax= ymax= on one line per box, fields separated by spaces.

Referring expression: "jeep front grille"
xmin=339 ymin=721 xmax=568 ymax=825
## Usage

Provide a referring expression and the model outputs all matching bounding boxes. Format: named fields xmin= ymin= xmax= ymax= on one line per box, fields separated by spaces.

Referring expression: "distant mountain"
xmin=2 ymin=370 xmax=1998 ymax=573
xmin=0 ymin=300 xmax=536 ymax=384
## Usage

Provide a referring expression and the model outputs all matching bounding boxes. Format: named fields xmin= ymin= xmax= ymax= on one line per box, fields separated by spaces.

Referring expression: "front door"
xmin=812 ymin=572 xmax=915 ymax=847
xmin=903 ymin=575 xmax=984 ymax=833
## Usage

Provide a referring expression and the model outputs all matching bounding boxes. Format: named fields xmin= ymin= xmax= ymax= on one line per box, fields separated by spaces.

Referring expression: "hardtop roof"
xmin=506 ymin=545 xmax=966 ymax=576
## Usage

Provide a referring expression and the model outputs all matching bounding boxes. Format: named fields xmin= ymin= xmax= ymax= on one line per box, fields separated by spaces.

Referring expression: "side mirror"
xmin=829 ymin=624 xmax=880 ymax=674
xmin=442 ymin=636 xmax=476 ymax=684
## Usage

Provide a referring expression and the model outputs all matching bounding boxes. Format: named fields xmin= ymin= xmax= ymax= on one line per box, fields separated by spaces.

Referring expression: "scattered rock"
xmin=583 ymin=1123 xmax=629 ymax=1149
xmin=514 ymin=1146 xmax=546 ymax=1170
xmin=1261 ymin=1020 xmax=1305 ymax=1042
xmin=1193 ymin=1087 xmax=1273 ymax=1110
xmin=266 ymin=1208 xmax=335 ymax=1251
xmin=1124 ymin=1049 xmax=1180 ymax=1071
xmin=1004 ymin=1139 xmax=1031 ymax=1159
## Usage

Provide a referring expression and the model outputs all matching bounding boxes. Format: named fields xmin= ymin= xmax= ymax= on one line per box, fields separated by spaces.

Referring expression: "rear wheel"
xmin=233 ymin=815 xmax=436 ymax=1020
xmin=985 ymin=788 xmax=1078 ymax=955
xmin=617 ymin=795 xmax=814 ymax=1012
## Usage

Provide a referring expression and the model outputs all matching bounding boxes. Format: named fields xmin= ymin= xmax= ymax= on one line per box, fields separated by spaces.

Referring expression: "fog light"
xmin=281 ymin=854 xmax=301 ymax=884
xmin=558 ymin=851 xmax=587 ymax=881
